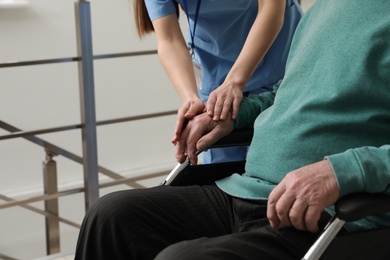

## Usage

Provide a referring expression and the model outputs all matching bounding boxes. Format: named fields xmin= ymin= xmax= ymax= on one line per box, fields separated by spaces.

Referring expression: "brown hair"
xmin=133 ymin=0 xmax=180 ymax=38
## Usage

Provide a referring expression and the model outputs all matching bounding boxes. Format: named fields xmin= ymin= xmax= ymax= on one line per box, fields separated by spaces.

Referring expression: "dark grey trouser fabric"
xmin=74 ymin=185 xmax=332 ymax=260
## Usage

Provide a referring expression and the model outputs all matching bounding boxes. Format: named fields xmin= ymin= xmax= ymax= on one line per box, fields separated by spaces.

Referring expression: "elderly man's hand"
xmin=267 ymin=160 xmax=340 ymax=233
xmin=175 ymin=112 xmax=234 ymax=165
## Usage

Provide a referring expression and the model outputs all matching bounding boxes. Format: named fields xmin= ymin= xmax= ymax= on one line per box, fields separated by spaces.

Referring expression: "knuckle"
xmin=193 ymin=117 xmax=202 ymax=124
xmin=267 ymin=213 xmax=277 ymax=223
xmin=289 ymin=212 xmax=300 ymax=225
xmin=275 ymin=204 xmax=288 ymax=216
xmin=268 ymin=197 xmax=277 ymax=206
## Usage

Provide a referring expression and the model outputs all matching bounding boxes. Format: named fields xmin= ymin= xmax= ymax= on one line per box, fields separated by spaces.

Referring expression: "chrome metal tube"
xmin=75 ymin=0 xmax=99 ymax=210
xmin=43 ymin=150 xmax=60 ymax=255
xmin=302 ymin=217 xmax=345 ymax=260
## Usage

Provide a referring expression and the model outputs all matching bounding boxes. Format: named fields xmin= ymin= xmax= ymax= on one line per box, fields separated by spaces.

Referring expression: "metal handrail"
xmin=0 ymin=1 xmax=170 ymax=258
xmin=0 ymin=110 xmax=177 ymax=211
xmin=0 ymin=50 xmax=157 ymax=68
xmin=0 ymin=194 xmax=80 ymax=228
xmin=0 ymin=170 xmax=169 ymax=210
xmin=0 ymin=111 xmax=176 ymax=141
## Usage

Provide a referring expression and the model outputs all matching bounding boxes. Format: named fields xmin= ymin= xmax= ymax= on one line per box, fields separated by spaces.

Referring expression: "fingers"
xmin=174 ymin=125 xmax=189 ymax=164
xmin=206 ymin=88 xmax=243 ymax=121
xmin=206 ymin=94 xmax=217 ymax=118
xmin=172 ymin=104 xmax=189 ymax=144
xmin=268 ymin=191 xmax=313 ymax=231
xmin=174 ymin=109 xmax=234 ymax=166
xmin=267 ymin=184 xmax=321 ymax=232
xmin=175 ymin=136 xmax=198 ymax=165
xmin=175 ymin=115 xmax=210 ymax=165
xmin=173 ymin=101 xmax=205 ymax=144
xmin=219 ymin=97 xmax=233 ymax=121
xmin=172 ymin=116 xmax=187 ymax=145
xmin=196 ymin=123 xmax=232 ymax=152
xmin=182 ymin=125 xmax=200 ymax=165
xmin=207 ymin=96 xmax=233 ymax=121
xmin=288 ymin=199 xmax=308 ymax=231
xmin=267 ymin=184 xmax=285 ymax=229
xmin=231 ymin=98 xmax=240 ymax=120
xmin=304 ymin=205 xmax=321 ymax=233
xmin=267 ymin=161 xmax=339 ymax=233
xmin=185 ymin=101 xmax=203 ymax=119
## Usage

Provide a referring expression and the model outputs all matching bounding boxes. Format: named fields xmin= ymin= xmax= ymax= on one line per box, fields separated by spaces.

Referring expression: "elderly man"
xmin=75 ymin=0 xmax=390 ymax=259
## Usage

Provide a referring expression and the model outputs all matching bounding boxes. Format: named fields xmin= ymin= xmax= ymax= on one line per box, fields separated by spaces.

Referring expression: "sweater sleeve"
xmin=233 ymin=81 xmax=281 ymax=130
xmin=325 ymin=145 xmax=390 ymax=197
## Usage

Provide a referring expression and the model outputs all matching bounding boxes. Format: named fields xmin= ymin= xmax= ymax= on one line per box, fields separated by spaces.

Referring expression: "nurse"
xmin=134 ymin=0 xmax=302 ymax=163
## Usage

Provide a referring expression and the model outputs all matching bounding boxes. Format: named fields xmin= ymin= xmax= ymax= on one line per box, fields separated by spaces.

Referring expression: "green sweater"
xmin=216 ymin=0 xmax=390 ymax=232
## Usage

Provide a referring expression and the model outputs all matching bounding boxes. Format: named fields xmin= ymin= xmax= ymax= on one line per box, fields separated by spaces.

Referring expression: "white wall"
xmin=0 ymin=0 xmax=182 ymax=259
xmin=0 ymin=0 xmax=316 ymax=259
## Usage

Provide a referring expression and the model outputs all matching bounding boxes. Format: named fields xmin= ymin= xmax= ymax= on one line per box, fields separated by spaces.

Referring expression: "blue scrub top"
xmin=145 ymin=0 xmax=302 ymax=102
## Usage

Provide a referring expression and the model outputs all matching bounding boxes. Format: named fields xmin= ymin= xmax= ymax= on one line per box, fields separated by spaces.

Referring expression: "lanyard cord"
xmin=182 ymin=0 xmax=202 ymax=57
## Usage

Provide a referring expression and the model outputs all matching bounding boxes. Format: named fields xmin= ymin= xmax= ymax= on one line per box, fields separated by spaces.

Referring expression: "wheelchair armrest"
xmin=210 ymin=128 xmax=254 ymax=149
xmin=335 ymin=193 xmax=390 ymax=222
xmin=208 ymin=129 xmax=390 ymax=224
xmin=163 ymin=128 xmax=253 ymax=186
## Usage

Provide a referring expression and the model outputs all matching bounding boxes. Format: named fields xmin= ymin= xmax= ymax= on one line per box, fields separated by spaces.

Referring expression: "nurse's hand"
xmin=206 ymin=83 xmax=243 ymax=121
xmin=267 ymin=160 xmax=340 ymax=233
xmin=175 ymin=111 xmax=234 ymax=165
xmin=172 ymin=99 xmax=205 ymax=145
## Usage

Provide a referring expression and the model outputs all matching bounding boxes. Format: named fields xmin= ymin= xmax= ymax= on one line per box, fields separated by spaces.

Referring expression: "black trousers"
xmin=74 ymin=185 xmax=331 ymax=260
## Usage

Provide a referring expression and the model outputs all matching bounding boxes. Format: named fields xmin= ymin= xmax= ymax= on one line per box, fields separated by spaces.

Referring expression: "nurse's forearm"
xmin=225 ymin=0 xmax=286 ymax=88
xmin=158 ymin=40 xmax=199 ymax=103
xmin=152 ymin=14 xmax=199 ymax=103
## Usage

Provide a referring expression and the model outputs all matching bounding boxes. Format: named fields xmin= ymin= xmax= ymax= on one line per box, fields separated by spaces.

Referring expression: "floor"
xmin=53 ymin=255 xmax=74 ymax=260
xmin=33 ymin=252 xmax=74 ymax=260
xmin=55 ymin=256 xmax=73 ymax=260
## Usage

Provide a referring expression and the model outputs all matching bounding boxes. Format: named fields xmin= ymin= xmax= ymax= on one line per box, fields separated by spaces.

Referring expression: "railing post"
xmin=43 ymin=149 xmax=60 ymax=255
xmin=75 ymin=0 xmax=100 ymax=210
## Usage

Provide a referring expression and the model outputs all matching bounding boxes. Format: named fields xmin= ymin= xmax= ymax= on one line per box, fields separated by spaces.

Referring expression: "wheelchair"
xmin=161 ymin=129 xmax=390 ymax=260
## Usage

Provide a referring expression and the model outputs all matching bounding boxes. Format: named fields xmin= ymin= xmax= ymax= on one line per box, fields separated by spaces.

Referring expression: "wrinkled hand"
xmin=175 ymin=112 xmax=234 ymax=165
xmin=267 ymin=160 xmax=340 ymax=233
xmin=172 ymin=99 xmax=205 ymax=145
xmin=206 ymin=83 xmax=243 ymax=121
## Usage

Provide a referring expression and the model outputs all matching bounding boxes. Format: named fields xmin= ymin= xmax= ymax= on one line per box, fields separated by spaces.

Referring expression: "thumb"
xmin=196 ymin=137 xmax=210 ymax=152
xmin=184 ymin=107 xmax=196 ymax=119
xmin=186 ymin=103 xmax=205 ymax=119
xmin=196 ymin=129 xmax=223 ymax=151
